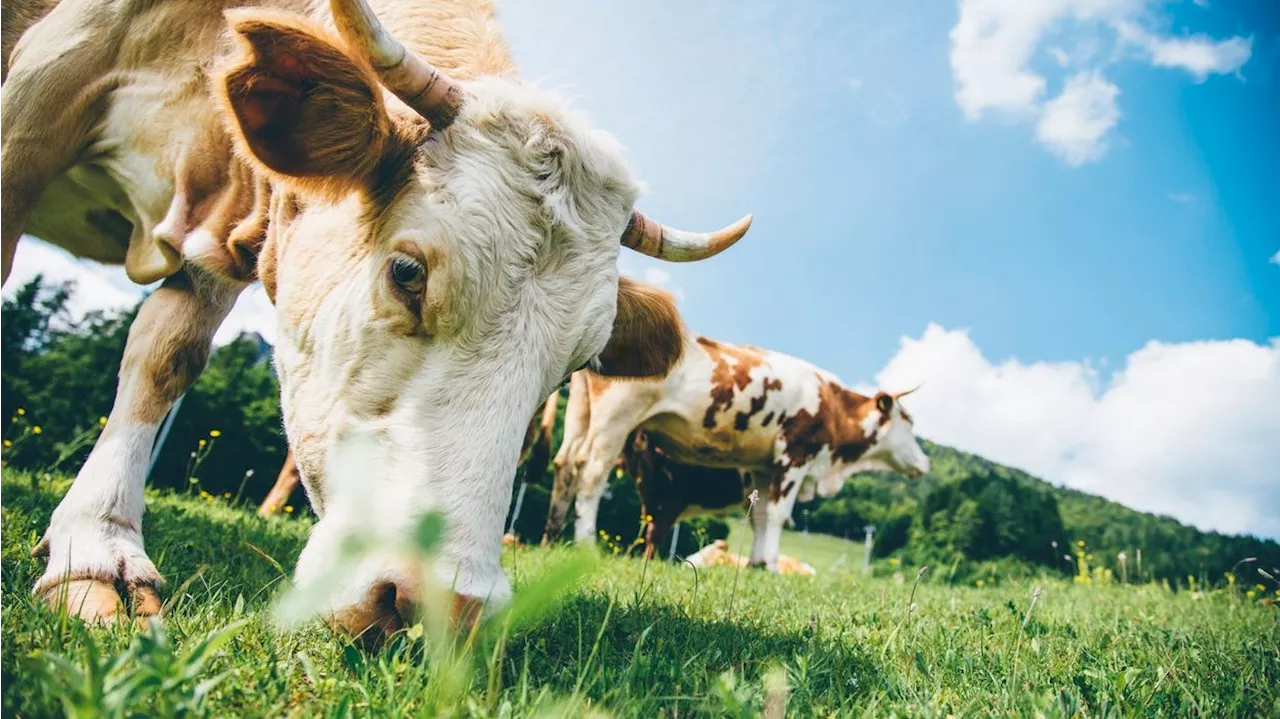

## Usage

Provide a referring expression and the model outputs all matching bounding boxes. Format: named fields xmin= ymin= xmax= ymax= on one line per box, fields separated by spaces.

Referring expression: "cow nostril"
xmin=331 ymin=581 xmax=407 ymax=649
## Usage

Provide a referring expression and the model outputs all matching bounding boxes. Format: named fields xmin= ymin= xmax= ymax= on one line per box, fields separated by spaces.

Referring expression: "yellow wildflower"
xmin=198 ymin=439 xmax=207 ymax=448
xmin=3 ymin=440 xmax=11 ymax=448
xmin=210 ymin=430 xmax=222 ymax=438
xmin=284 ymin=505 xmax=294 ymax=514
xmin=16 ymin=408 xmax=25 ymax=416
xmin=223 ymin=492 xmax=232 ymax=499
xmin=31 ymin=426 xmax=41 ymax=435
xmin=976 ymin=579 xmax=985 ymax=587
xmin=98 ymin=416 xmax=107 ymax=426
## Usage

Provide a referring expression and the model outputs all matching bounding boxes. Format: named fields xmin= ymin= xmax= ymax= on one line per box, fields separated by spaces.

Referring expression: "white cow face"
xmin=857 ymin=393 xmax=931 ymax=478
xmin=218 ymin=13 xmax=737 ymax=641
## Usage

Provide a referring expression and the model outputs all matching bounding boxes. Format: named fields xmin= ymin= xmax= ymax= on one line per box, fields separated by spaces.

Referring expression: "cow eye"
xmin=388 ymin=254 xmax=427 ymax=295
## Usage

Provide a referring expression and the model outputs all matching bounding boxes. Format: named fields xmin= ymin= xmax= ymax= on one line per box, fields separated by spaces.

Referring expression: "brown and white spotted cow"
xmin=544 ymin=329 xmax=929 ymax=570
xmin=3 ymin=0 xmax=749 ymax=639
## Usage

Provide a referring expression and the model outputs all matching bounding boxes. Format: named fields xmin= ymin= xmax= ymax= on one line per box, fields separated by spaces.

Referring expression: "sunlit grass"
xmin=3 ymin=469 xmax=1277 ymax=717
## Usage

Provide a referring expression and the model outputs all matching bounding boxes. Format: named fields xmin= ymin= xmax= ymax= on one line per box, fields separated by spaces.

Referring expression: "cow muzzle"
xmin=327 ymin=578 xmax=486 ymax=649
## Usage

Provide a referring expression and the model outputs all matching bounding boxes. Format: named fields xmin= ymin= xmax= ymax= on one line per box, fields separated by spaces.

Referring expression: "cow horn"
xmin=894 ymin=383 xmax=923 ymax=400
xmin=329 ymin=0 xmax=463 ymax=129
xmin=621 ymin=211 xmax=752 ymax=262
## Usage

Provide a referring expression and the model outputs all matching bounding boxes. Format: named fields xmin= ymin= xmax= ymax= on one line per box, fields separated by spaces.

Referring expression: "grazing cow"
xmin=4 ymin=0 xmax=750 ymax=638
xmin=544 ymin=332 xmax=929 ymax=571
xmin=258 ymin=391 xmax=559 ymax=516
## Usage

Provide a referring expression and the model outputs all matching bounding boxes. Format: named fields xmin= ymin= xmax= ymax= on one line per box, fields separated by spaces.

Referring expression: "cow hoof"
xmin=41 ymin=579 xmax=162 ymax=626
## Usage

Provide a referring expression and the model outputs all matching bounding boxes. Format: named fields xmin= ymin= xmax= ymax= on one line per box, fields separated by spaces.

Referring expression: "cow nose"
xmin=328 ymin=581 xmax=489 ymax=649
xmin=329 ymin=581 xmax=416 ymax=649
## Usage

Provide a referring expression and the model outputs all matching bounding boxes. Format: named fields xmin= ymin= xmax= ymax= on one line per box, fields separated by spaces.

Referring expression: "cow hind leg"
xmin=541 ymin=456 xmax=581 ymax=545
xmin=570 ymin=432 xmax=631 ymax=545
xmin=32 ymin=270 xmax=242 ymax=623
xmin=258 ymin=451 xmax=300 ymax=517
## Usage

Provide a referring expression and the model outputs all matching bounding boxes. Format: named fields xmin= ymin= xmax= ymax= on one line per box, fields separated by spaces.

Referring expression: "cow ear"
xmin=875 ymin=393 xmax=893 ymax=415
xmin=595 ymin=276 xmax=684 ymax=378
xmin=218 ymin=11 xmax=394 ymax=197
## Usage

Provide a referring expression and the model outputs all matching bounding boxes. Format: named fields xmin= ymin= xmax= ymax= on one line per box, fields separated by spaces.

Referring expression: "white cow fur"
xmin=7 ymin=0 xmax=738 ymax=634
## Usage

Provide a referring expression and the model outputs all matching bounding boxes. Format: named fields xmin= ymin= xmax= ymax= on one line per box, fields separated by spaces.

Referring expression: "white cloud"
xmin=1270 ymin=249 xmax=1280 ymax=266
xmin=1035 ymin=71 xmax=1120 ymax=166
xmin=640 ymin=266 xmax=685 ymax=302
xmin=950 ymin=0 xmax=1252 ymax=165
xmin=5 ymin=238 xmax=145 ymax=320
xmin=874 ymin=324 xmax=1280 ymax=539
xmin=1115 ymin=21 xmax=1252 ymax=81
xmin=3 ymin=237 xmax=274 ymax=346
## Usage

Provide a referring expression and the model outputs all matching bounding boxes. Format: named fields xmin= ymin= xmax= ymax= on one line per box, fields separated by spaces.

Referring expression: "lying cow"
xmin=545 ymin=329 xmax=928 ymax=571
xmin=4 ymin=0 xmax=749 ymax=638
xmin=686 ymin=539 xmax=815 ymax=576
xmin=258 ymin=392 xmax=559 ymax=517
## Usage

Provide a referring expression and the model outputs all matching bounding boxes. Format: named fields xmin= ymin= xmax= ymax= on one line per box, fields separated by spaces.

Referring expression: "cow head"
xmin=857 ymin=389 xmax=930 ymax=479
xmin=216 ymin=0 xmax=748 ymax=642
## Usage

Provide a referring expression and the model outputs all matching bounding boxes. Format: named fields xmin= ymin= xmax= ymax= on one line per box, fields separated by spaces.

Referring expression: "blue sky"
xmin=7 ymin=0 xmax=1278 ymax=537
xmin=500 ymin=0 xmax=1277 ymax=382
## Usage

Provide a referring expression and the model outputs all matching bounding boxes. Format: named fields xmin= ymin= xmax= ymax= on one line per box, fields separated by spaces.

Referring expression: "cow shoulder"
xmin=594 ymin=276 xmax=684 ymax=378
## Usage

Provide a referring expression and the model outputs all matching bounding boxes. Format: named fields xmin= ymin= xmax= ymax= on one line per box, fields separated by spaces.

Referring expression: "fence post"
xmin=862 ymin=524 xmax=876 ymax=576
xmin=507 ymin=480 xmax=528 ymax=535
xmin=146 ymin=393 xmax=185 ymax=482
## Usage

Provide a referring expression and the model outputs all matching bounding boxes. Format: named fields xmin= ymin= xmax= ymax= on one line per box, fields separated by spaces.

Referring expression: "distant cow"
xmin=545 ymin=333 xmax=928 ymax=571
xmin=6 ymin=0 xmax=749 ymax=638
xmin=686 ymin=539 xmax=815 ymax=576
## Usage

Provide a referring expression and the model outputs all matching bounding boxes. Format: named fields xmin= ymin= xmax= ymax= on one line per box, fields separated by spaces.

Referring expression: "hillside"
xmin=791 ymin=440 xmax=1280 ymax=585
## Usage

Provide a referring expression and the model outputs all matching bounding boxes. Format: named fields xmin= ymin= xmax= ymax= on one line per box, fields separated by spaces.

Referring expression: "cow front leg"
xmin=748 ymin=472 xmax=802 ymax=571
xmin=32 ymin=270 xmax=242 ymax=622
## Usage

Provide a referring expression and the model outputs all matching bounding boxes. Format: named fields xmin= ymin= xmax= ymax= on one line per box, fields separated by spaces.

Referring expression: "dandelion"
xmin=199 ymin=439 xmax=207 ymax=448
xmin=98 ymin=416 xmax=107 ymax=426
xmin=16 ymin=408 xmax=25 ymax=416
xmin=2 ymin=440 xmax=10 ymax=448
xmin=31 ymin=426 xmax=42 ymax=435
xmin=284 ymin=505 xmax=294 ymax=514
xmin=1076 ymin=540 xmax=1085 ymax=547
xmin=223 ymin=492 xmax=232 ymax=499
xmin=210 ymin=430 xmax=222 ymax=438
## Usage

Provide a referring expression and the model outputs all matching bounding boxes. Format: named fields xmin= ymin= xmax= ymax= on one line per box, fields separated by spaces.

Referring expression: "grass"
xmin=3 ymin=469 xmax=1278 ymax=717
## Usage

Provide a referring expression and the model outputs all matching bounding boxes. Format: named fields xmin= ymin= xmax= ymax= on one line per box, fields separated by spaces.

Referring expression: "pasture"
xmin=3 ymin=470 xmax=1276 ymax=717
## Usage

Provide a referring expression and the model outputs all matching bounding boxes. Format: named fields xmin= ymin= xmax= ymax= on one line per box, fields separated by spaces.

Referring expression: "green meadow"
xmin=3 ymin=471 xmax=1277 ymax=718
